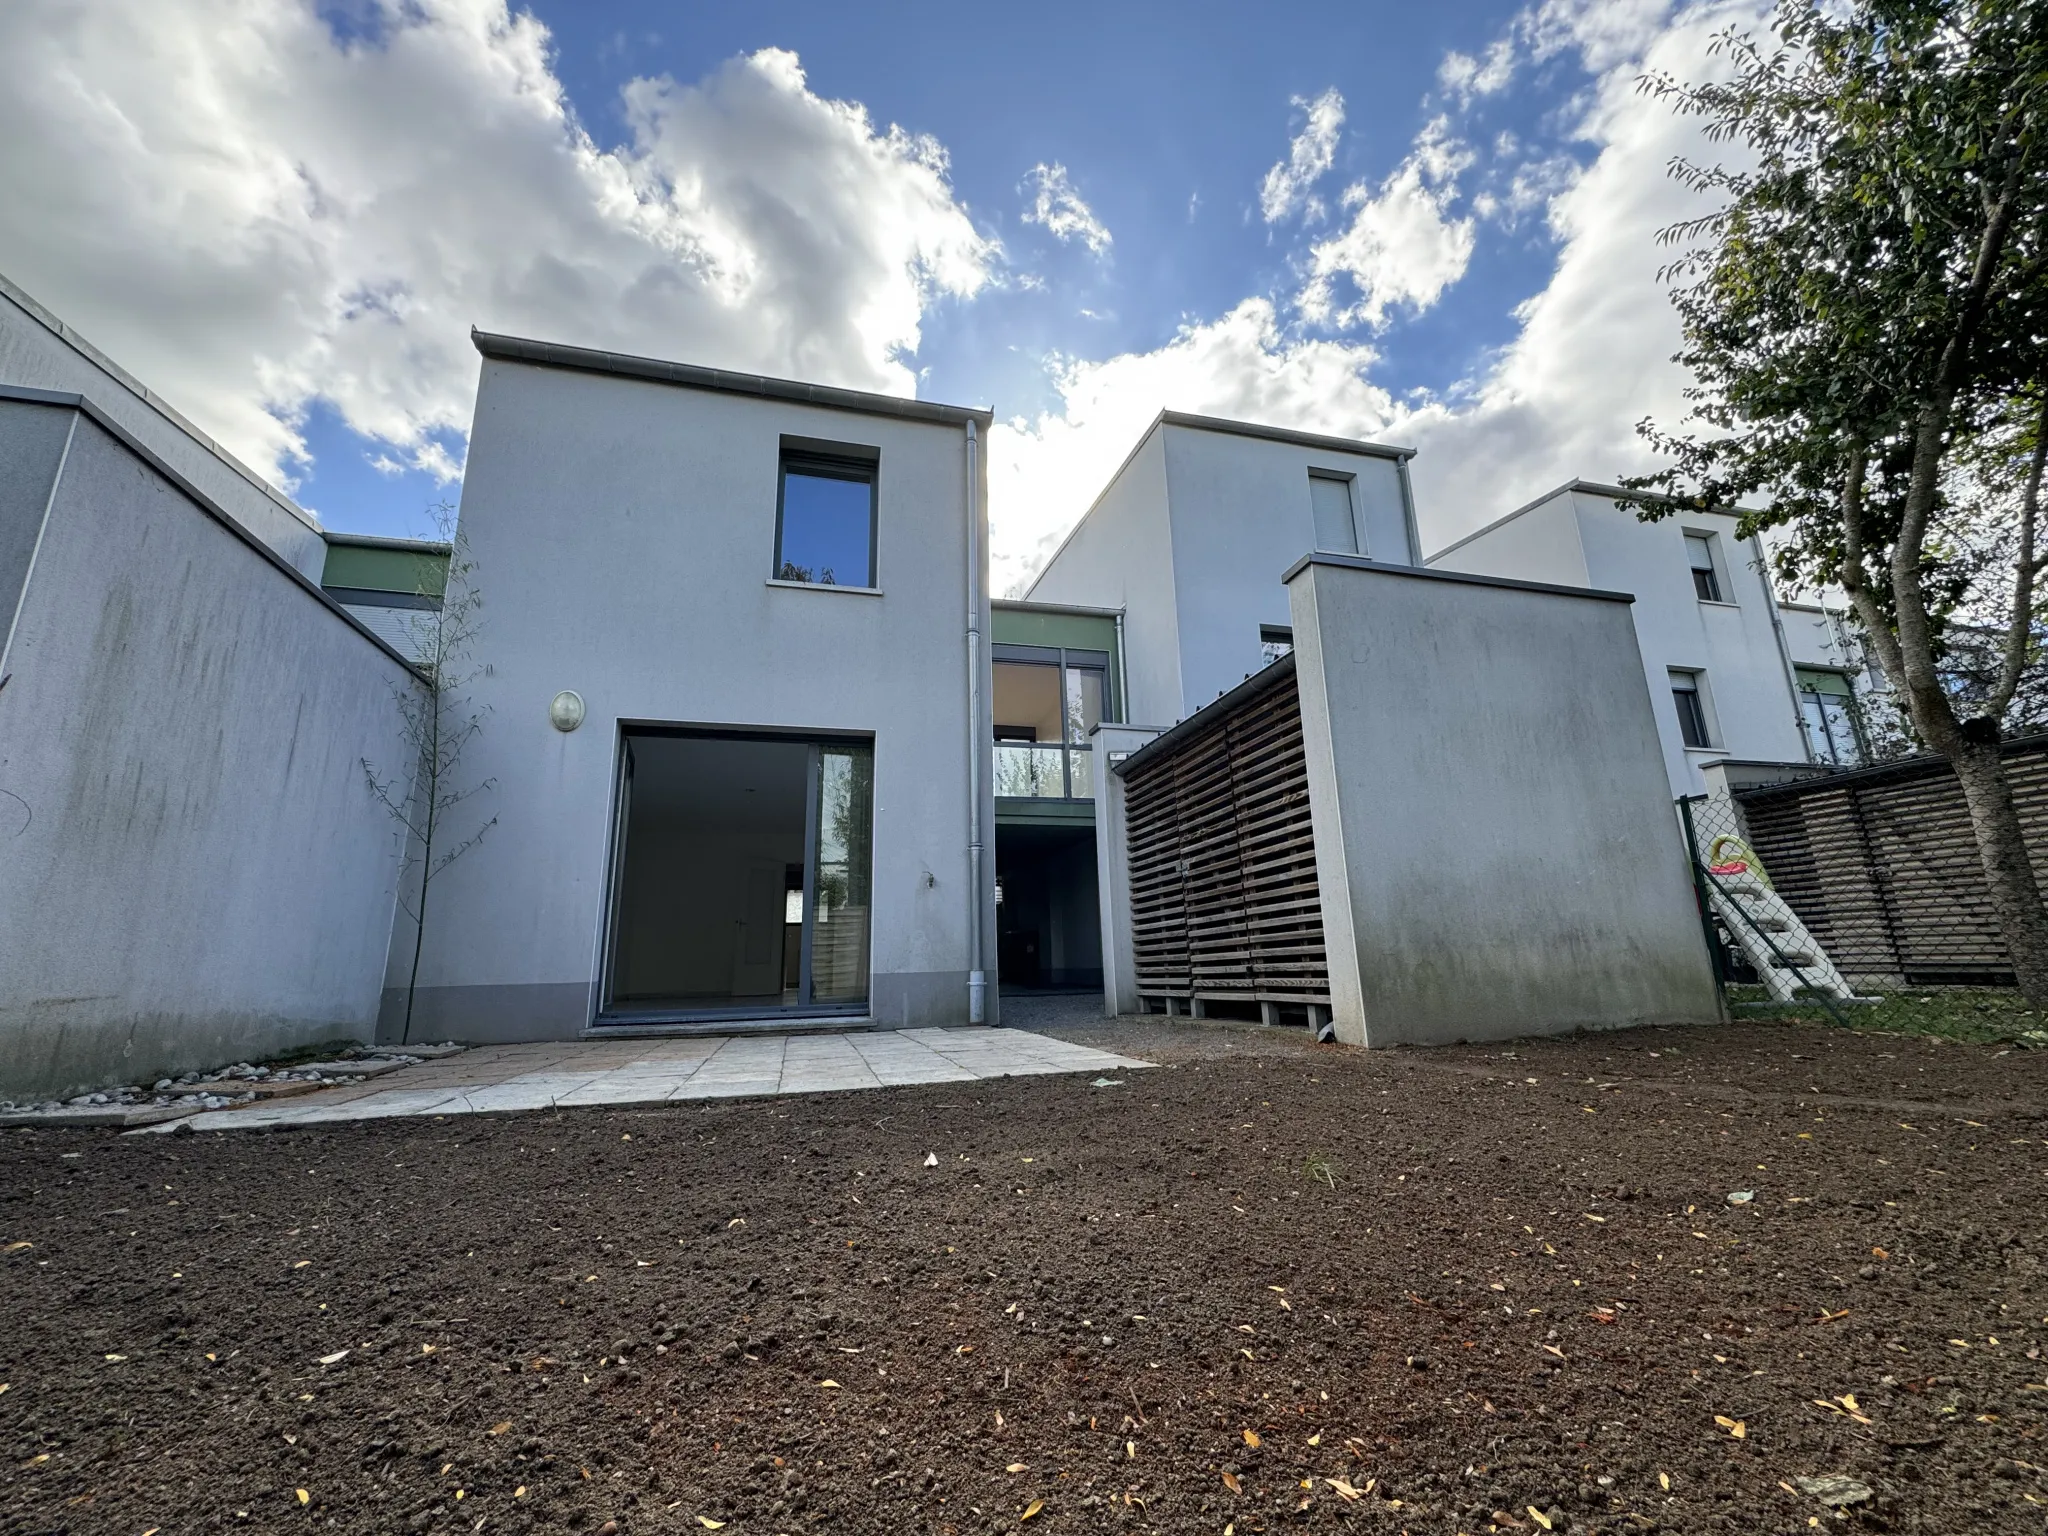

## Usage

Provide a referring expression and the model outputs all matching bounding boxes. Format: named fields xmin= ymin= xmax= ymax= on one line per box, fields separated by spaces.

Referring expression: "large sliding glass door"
xmin=602 ymin=729 xmax=873 ymax=1023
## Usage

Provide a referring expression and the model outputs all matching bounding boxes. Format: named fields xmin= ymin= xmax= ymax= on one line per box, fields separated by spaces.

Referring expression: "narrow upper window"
xmin=1684 ymin=532 xmax=1723 ymax=603
xmin=1670 ymin=668 xmax=1712 ymax=749
xmin=1308 ymin=472 xmax=1360 ymax=555
xmin=777 ymin=442 xmax=877 ymax=587
xmin=1259 ymin=624 xmax=1294 ymax=667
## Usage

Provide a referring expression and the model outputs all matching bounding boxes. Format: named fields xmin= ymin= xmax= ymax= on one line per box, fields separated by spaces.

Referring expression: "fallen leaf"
xmin=1022 ymin=1498 xmax=1043 ymax=1519
xmin=1007 ymin=1463 xmax=1028 ymax=1474
xmin=1325 ymin=1477 xmax=1363 ymax=1502
xmin=695 ymin=1518 xmax=725 ymax=1530
xmin=317 ymin=1350 xmax=349 ymax=1366
xmin=1126 ymin=1441 xmax=1136 ymax=1459
xmin=1714 ymin=1415 xmax=1747 ymax=1438
xmin=957 ymin=1345 xmax=974 ymax=1355
xmin=24 ymin=1453 xmax=49 ymax=1467
xmin=1221 ymin=1471 xmax=1243 ymax=1495
xmin=1306 ymin=1432 xmax=1322 ymax=1446
xmin=818 ymin=1379 xmax=841 ymax=1389
xmin=1540 ymin=1344 xmax=1567 ymax=1361
xmin=296 ymin=1489 xmax=310 ymax=1506
xmin=1871 ymin=1246 xmax=1889 ymax=1259
xmin=293 ymin=1260 xmax=310 ymax=1269
xmin=103 ymin=1354 xmax=126 ymax=1363
xmin=1659 ymin=1472 xmax=1671 ymax=1491
xmin=421 ymin=1344 xmax=437 ymax=1355
xmin=515 ymin=1487 xmax=527 ymax=1499
xmin=1242 ymin=1428 xmax=1261 ymax=1448
xmin=1529 ymin=1508 xmax=1555 ymax=1530
xmin=4 ymin=1242 xmax=31 ymax=1253
xmin=1583 ymin=1213 xmax=1606 ymax=1222
xmin=488 ymin=1422 xmax=511 ymax=1436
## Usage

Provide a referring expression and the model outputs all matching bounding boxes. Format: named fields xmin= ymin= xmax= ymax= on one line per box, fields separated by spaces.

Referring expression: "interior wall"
xmin=996 ymin=826 xmax=1103 ymax=988
xmin=610 ymin=734 xmax=809 ymax=1008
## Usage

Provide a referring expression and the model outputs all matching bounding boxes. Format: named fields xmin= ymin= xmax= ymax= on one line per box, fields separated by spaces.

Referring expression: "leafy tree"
xmin=363 ymin=505 xmax=497 ymax=1043
xmin=1628 ymin=0 xmax=2048 ymax=1003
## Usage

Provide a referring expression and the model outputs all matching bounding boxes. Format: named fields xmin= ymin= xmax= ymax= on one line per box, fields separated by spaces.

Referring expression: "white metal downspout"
xmin=1750 ymin=533 xmax=1815 ymax=764
xmin=965 ymin=421 xmax=987 ymax=1024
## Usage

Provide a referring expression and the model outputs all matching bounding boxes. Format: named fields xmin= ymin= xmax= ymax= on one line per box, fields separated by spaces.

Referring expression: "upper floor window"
xmin=777 ymin=440 xmax=877 ymax=587
xmin=992 ymin=645 xmax=1113 ymax=799
xmin=1670 ymin=668 xmax=1714 ymax=749
xmin=1684 ymin=531 xmax=1725 ymax=603
xmin=1260 ymin=624 xmax=1294 ymax=668
xmin=1308 ymin=471 xmax=1360 ymax=555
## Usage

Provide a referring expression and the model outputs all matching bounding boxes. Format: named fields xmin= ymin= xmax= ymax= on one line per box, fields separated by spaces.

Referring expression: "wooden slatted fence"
xmin=1733 ymin=735 xmax=2048 ymax=988
xmin=1116 ymin=657 xmax=1329 ymax=1015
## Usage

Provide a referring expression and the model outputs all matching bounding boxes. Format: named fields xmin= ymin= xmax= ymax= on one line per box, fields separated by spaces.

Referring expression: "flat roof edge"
xmin=323 ymin=532 xmax=454 ymax=555
xmin=0 ymin=272 xmax=322 ymax=536
xmin=993 ymin=598 xmax=1123 ymax=618
xmin=1159 ymin=409 xmax=1414 ymax=461
xmin=0 ymin=386 xmax=423 ymax=679
xmin=1283 ymin=551 xmax=1636 ymax=604
xmin=472 ymin=328 xmax=993 ymax=427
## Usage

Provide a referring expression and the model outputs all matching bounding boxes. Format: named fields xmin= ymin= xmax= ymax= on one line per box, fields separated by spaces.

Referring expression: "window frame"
xmin=1669 ymin=667 xmax=1715 ymax=750
xmin=991 ymin=643 xmax=1116 ymax=801
xmin=773 ymin=437 xmax=880 ymax=589
xmin=1259 ymin=624 xmax=1294 ymax=668
xmin=1307 ymin=469 xmax=1363 ymax=556
xmin=1682 ymin=528 xmax=1731 ymax=605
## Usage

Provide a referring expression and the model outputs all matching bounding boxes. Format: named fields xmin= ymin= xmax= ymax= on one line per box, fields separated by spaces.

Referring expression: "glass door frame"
xmin=595 ymin=722 xmax=876 ymax=1026
xmin=991 ymin=644 xmax=1113 ymax=801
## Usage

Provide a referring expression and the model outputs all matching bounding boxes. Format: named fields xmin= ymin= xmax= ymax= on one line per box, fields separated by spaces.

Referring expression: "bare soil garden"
xmin=3 ymin=1018 xmax=2046 ymax=1535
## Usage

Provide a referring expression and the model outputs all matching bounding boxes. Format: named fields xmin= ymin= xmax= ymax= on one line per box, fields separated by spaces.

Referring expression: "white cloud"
xmin=1019 ymin=162 xmax=1112 ymax=255
xmin=0 ymin=0 xmax=998 ymax=499
xmin=1438 ymin=37 xmax=1518 ymax=105
xmin=988 ymin=299 xmax=1393 ymax=594
xmin=1394 ymin=0 xmax=1761 ymax=549
xmin=1258 ymin=88 xmax=1345 ymax=224
xmin=1299 ymin=119 xmax=1476 ymax=330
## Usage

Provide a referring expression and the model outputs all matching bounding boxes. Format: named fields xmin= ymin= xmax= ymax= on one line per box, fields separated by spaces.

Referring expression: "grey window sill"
xmin=765 ymin=578 xmax=883 ymax=597
xmin=1683 ymin=745 xmax=1728 ymax=755
xmin=1696 ymin=599 xmax=1742 ymax=609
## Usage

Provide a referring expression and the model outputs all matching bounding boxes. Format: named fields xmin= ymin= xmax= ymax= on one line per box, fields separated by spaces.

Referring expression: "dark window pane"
xmin=1673 ymin=685 xmax=1710 ymax=749
xmin=779 ymin=469 xmax=873 ymax=586
xmin=1691 ymin=566 xmax=1722 ymax=602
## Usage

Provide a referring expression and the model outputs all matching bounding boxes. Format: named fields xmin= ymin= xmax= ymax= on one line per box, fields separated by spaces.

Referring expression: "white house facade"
xmin=383 ymin=331 xmax=998 ymax=1043
xmin=1430 ymin=481 xmax=1812 ymax=796
xmin=1025 ymin=412 xmax=1421 ymax=725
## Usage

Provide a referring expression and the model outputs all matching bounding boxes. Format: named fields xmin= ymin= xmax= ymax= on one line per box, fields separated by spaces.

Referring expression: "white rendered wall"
xmin=396 ymin=360 xmax=993 ymax=1041
xmin=1160 ymin=424 xmax=1414 ymax=717
xmin=1429 ymin=492 xmax=1590 ymax=590
xmin=0 ymin=405 xmax=416 ymax=1101
xmin=0 ymin=277 xmax=327 ymax=580
xmin=1434 ymin=488 xmax=1809 ymax=795
xmin=1025 ymin=430 xmax=1183 ymax=725
xmin=1288 ymin=559 xmax=1720 ymax=1045
xmin=1570 ymin=495 xmax=1806 ymax=792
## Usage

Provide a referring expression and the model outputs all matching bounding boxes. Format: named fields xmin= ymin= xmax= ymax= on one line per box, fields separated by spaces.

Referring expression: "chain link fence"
xmin=1678 ymin=770 xmax=2048 ymax=1048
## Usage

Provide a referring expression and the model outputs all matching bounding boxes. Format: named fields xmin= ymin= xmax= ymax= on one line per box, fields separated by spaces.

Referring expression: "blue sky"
xmin=1 ymin=0 xmax=1741 ymax=589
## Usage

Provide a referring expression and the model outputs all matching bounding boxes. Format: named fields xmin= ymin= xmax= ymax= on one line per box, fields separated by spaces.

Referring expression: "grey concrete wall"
xmin=1026 ymin=430 xmax=1183 ymax=725
xmin=0 ymin=279 xmax=328 ymax=579
xmin=0 ymin=405 xmax=419 ymax=1100
xmin=1288 ymin=557 xmax=1719 ymax=1045
xmin=390 ymin=357 xmax=994 ymax=1042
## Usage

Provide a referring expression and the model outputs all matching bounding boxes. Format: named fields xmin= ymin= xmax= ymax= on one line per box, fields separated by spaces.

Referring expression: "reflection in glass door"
xmin=806 ymin=742 xmax=873 ymax=1005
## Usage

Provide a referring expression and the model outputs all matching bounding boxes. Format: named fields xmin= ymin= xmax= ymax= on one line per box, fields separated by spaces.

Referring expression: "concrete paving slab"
xmin=116 ymin=1028 xmax=1145 ymax=1131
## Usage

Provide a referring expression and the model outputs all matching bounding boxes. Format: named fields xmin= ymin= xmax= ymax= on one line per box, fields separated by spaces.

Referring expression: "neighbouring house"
xmin=1024 ymin=411 xmax=1422 ymax=724
xmin=1429 ymin=481 xmax=1813 ymax=796
xmin=0 ymin=288 xmax=419 ymax=1102
xmin=321 ymin=533 xmax=451 ymax=667
xmin=380 ymin=329 xmax=997 ymax=1042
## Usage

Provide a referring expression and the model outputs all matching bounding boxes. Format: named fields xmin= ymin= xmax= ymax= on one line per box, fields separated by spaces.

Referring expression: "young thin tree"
xmin=1627 ymin=0 xmax=2048 ymax=1003
xmin=363 ymin=505 xmax=497 ymax=1043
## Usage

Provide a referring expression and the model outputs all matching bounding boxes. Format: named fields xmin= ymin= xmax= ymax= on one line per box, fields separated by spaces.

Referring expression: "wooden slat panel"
xmin=1121 ymin=668 xmax=1329 ymax=1008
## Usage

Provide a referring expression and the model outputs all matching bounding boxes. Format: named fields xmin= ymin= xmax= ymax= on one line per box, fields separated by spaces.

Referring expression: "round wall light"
xmin=549 ymin=690 xmax=586 ymax=732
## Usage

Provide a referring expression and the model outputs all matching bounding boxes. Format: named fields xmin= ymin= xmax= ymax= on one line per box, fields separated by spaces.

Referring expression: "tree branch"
xmin=1989 ymin=393 xmax=2048 ymax=719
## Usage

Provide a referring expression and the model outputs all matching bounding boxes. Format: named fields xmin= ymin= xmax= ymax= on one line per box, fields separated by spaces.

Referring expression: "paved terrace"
xmin=143 ymin=1027 xmax=1149 ymax=1132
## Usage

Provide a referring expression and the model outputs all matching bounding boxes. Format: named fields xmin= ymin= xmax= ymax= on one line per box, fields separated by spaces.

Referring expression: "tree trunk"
xmin=1949 ymin=738 xmax=2048 ymax=1008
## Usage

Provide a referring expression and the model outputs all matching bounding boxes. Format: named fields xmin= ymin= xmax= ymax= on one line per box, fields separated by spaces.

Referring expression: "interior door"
xmin=730 ymin=856 xmax=787 ymax=998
